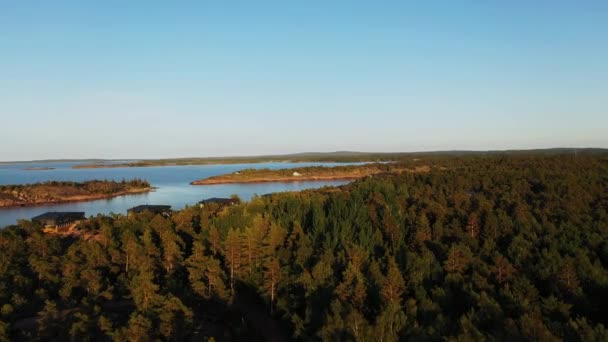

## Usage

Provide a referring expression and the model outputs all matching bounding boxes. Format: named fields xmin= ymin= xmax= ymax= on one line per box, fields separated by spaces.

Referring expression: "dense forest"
xmin=1 ymin=155 xmax=607 ymax=341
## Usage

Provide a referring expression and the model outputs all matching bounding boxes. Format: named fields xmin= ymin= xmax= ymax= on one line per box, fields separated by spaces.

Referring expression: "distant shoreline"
xmin=70 ymin=161 xmax=282 ymax=169
xmin=23 ymin=167 xmax=56 ymax=171
xmin=71 ymin=159 xmax=369 ymax=169
xmin=1 ymin=148 xmax=606 ymax=167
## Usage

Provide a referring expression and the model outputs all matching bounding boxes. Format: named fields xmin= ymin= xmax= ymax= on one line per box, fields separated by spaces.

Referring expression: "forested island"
xmin=0 ymin=179 xmax=151 ymax=208
xmin=191 ymin=163 xmax=430 ymax=185
xmin=1 ymin=154 xmax=608 ymax=340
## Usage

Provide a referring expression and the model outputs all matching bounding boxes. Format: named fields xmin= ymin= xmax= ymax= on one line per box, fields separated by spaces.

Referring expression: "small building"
xmin=32 ymin=212 xmax=85 ymax=229
xmin=198 ymin=197 xmax=239 ymax=208
xmin=292 ymin=171 xmax=302 ymax=177
xmin=127 ymin=205 xmax=172 ymax=217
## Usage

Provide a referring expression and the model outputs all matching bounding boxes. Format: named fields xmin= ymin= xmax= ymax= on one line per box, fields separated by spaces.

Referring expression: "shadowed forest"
xmin=1 ymin=155 xmax=607 ymax=341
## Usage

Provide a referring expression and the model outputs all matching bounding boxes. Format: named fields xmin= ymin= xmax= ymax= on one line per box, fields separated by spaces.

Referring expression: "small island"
xmin=191 ymin=163 xmax=430 ymax=185
xmin=0 ymin=179 xmax=152 ymax=208
xmin=23 ymin=167 xmax=56 ymax=171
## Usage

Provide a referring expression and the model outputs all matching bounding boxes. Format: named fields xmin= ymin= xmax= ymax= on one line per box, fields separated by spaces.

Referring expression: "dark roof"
xmin=199 ymin=197 xmax=238 ymax=204
xmin=127 ymin=205 xmax=171 ymax=214
xmin=32 ymin=212 xmax=85 ymax=221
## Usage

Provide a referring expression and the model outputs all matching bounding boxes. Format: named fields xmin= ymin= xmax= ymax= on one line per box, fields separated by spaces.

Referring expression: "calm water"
xmin=0 ymin=161 xmax=356 ymax=228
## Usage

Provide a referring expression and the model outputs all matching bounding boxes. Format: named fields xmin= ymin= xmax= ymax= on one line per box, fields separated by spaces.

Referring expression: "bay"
xmin=0 ymin=161 xmax=357 ymax=227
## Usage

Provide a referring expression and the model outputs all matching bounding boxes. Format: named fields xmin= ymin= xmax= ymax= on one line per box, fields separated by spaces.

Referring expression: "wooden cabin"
xmin=198 ymin=197 xmax=239 ymax=208
xmin=32 ymin=212 xmax=85 ymax=231
xmin=127 ymin=205 xmax=172 ymax=217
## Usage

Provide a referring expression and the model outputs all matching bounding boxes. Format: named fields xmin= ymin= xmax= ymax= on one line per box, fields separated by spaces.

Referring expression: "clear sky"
xmin=1 ymin=1 xmax=607 ymax=161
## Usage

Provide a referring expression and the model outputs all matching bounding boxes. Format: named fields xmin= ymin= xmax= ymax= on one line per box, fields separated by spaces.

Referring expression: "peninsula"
xmin=0 ymin=179 xmax=152 ymax=208
xmin=190 ymin=163 xmax=430 ymax=185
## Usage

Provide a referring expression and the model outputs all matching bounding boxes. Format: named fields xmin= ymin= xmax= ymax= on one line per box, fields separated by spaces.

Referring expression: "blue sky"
xmin=1 ymin=1 xmax=607 ymax=161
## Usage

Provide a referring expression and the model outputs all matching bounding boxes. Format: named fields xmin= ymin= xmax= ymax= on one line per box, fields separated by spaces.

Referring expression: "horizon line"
xmin=1 ymin=147 xmax=606 ymax=164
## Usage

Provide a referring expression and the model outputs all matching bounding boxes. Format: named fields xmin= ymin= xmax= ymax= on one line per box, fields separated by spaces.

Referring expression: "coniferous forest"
xmin=1 ymin=155 xmax=608 ymax=341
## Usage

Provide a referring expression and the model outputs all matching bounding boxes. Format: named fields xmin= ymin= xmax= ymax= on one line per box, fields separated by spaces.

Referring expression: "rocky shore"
xmin=0 ymin=180 xmax=152 ymax=208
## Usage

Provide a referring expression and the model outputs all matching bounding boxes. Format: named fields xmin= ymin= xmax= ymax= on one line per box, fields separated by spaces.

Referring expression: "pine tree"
xmin=557 ymin=260 xmax=580 ymax=294
xmin=374 ymin=302 xmax=406 ymax=342
xmin=121 ymin=231 xmax=140 ymax=275
xmin=141 ymin=229 xmax=160 ymax=259
xmin=37 ymin=300 xmax=61 ymax=339
xmin=493 ymin=254 xmax=515 ymax=284
xmin=124 ymin=313 xmax=153 ymax=342
xmin=336 ymin=263 xmax=367 ymax=309
xmin=263 ymin=257 xmax=282 ymax=314
xmin=130 ymin=260 xmax=160 ymax=311
xmin=160 ymin=230 xmax=184 ymax=274
xmin=204 ymin=257 xmax=227 ymax=299
xmin=345 ymin=308 xmax=370 ymax=341
xmin=80 ymin=268 xmax=103 ymax=297
xmin=224 ymin=228 xmax=243 ymax=293
xmin=444 ymin=244 xmax=472 ymax=274
xmin=186 ymin=240 xmax=207 ymax=297
xmin=68 ymin=312 xmax=91 ymax=341
xmin=381 ymin=257 xmax=405 ymax=305
xmin=482 ymin=213 xmax=499 ymax=241
xmin=381 ymin=209 xmax=401 ymax=250
xmin=99 ymin=223 xmax=114 ymax=250
xmin=157 ymin=295 xmax=193 ymax=339
xmin=265 ymin=222 xmax=286 ymax=255
xmin=187 ymin=239 xmax=228 ymax=300
xmin=415 ymin=212 xmax=432 ymax=243
xmin=243 ymin=217 xmax=266 ymax=274
xmin=208 ymin=226 xmax=221 ymax=255
xmin=467 ymin=213 xmax=479 ymax=239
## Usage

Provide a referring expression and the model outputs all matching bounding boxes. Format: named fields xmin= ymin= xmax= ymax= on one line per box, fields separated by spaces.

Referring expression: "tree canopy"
xmin=1 ymin=154 xmax=607 ymax=340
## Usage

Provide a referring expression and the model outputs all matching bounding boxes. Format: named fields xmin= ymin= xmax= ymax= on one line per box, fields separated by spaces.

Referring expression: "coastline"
xmin=0 ymin=187 xmax=153 ymax=209
xmin=191 ymin=165 xmax=431 ymax=185
xmin=191 ymin=175 xmax=368 ymax=185
xmin=71 ymin=160 xmax=367 ymax=169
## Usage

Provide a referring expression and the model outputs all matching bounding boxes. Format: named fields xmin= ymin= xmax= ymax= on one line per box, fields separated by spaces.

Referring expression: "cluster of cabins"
xmin=31 ymin=197 xmax=240 ymax=231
